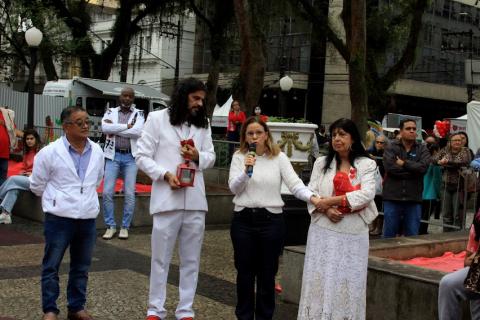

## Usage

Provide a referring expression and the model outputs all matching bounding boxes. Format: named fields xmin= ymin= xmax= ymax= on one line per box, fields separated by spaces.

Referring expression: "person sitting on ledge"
xmin=0 ymin=128 xmax=41 ymax=224
xmin=438 ymin=210 xmax=480 ymax=320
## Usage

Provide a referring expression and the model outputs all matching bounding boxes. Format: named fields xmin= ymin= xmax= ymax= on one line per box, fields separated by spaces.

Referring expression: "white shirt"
xmin=229 ymin=151 xmax=313 ymax=213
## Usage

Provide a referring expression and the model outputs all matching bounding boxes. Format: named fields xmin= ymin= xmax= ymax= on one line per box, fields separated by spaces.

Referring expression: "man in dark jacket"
xmin=382 ymin=118 xmax=431 ymax=238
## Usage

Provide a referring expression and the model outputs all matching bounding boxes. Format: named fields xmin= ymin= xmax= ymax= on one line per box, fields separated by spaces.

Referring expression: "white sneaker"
xmin=118 ymin=228 xmax=129 ymax=240
xmin=0 ymin=212 xmax=11 ymax=224
xmin=102 ymin=227 xmax=116 ymax=240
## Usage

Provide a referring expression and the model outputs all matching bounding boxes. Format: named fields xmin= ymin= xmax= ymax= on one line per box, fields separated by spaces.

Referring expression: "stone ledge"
xmin=282 ymin=232 xmax=471 ymax=320
xmin=13 ymin=191 xmax=234 ymax=229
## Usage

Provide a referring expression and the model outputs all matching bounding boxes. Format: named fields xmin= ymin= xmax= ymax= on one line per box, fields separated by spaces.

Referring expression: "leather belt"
xmin=115 ymin=148 xmax=131 ymax=154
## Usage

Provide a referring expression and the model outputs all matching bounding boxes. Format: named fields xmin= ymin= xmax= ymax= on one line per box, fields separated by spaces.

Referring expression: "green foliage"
xmin=0 ymin=0 xmax=71 ymax=80
xmin=367 ymin=0 xmax=412 ymax=63
xmin=267 ymin=116 xmax=311 ymax=123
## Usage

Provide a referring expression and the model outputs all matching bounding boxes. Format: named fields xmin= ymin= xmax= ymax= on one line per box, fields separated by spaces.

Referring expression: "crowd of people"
xmin=0 ymin=78 xmax=480 ymax=319
xmin=360 ymin=120 xmax=480 ymax=239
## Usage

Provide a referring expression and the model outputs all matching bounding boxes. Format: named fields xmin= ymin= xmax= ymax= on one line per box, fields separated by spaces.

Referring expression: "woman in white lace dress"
xmin=298 ymin=118 xmax=378 ymax=320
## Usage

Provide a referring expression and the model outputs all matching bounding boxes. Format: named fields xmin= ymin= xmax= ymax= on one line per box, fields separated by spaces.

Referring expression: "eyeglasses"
xmin=375 ymin=141 xmax=385 ymax=144
xmin=403 ymin=127 xmax=417 ymax=131
xmin=66 ymin=119 xmax=91 ymax=127
xmin=246 ymin=130 xmax=265 ymax=137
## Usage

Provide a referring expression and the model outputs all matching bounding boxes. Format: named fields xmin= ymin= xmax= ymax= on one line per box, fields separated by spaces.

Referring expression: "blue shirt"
xmin=62 ymin=136 xmax=92 ymax=182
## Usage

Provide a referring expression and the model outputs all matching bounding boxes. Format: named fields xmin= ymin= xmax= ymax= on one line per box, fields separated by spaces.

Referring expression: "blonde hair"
xmin=238 ymin=116 xmax=280 ymax=157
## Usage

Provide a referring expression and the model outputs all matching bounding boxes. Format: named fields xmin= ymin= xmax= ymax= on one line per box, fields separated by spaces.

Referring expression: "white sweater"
xmin=229 ymin=151 xmax=313 ymax=213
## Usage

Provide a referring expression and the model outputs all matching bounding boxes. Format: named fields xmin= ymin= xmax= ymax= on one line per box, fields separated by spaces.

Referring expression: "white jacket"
xmin=101 ymin=105 xmax=145 ymax=159
xmin=307 ymin=156 xmax=378 ymax=234
xmin=29 ymin=137 xmax=105 ymax=219
xmin=136 ymin=109 xmax=216 ymax=214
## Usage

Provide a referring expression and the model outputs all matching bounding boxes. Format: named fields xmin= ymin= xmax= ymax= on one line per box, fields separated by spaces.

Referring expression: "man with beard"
xmin=136 ymin=78 xmax=215 ymax=320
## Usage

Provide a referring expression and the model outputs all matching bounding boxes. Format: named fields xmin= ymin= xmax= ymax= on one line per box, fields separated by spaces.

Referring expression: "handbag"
xmin=459 ymin=167 xmax=479 ymax=193
xmin=465 ymin=247 xmax=480 ymax=294
xmin=374 ymin=166 xmax=383 ymax=195
xmin=465 ymin=209 xmax=480 ymax=293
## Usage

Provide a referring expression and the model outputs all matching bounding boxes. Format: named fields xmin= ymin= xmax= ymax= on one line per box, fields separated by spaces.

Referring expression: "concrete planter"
xmin=267 ymin=122 xmax=318 ymax=164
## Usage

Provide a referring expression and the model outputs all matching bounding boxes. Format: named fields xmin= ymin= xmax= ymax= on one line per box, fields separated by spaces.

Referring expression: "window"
xmin=153 ymin=102 xmax=167 ymax=111
xmin=86 ymin=98 xmax=116 ymax=117
xmin=145 ymin=36 xmax=152 ymax=52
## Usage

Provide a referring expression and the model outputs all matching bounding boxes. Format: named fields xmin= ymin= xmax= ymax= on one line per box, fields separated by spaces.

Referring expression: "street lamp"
xmin=280 ymin=75 xmax=293 ymax=91
xmin=25 ymin=27 xmax=43 ymax=129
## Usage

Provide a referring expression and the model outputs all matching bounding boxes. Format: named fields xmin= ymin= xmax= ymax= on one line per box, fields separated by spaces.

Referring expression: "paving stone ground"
xmin=0 ymin=217 xmax=298 ymax=320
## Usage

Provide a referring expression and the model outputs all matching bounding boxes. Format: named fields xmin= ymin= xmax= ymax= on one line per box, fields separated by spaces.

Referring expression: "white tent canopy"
xmin=211 ymin=95 xmax=233 ymax=127
xmin=467 ymin=101 xmax=480 ymax=153
xmin=449 ymin=114 xmax=468 ymax=134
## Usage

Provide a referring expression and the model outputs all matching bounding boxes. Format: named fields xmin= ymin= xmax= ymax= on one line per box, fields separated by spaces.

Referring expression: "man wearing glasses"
xmin=30 ymin=106 xmax=105 ymax=320
xmin=382 ymin=118 xmax=430 ymax=238
xmin=101 ymin=87 xmax=145 ymax=240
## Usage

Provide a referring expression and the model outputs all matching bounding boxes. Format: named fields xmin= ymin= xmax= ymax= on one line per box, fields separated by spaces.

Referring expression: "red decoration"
xmin=433 ymin=120 xmax=451 ymax=138
xmin=349 ymin=167 xmax=357 ymax=180
xmin=333 ymin=171 xmax=361 ymax=213
xmin=181 ymin=139 xmax=195 ymax=147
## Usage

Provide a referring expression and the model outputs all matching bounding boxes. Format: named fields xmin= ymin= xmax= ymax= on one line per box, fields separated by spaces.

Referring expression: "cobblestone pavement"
xmin=0 ymin=217 xmax=298 ymax=320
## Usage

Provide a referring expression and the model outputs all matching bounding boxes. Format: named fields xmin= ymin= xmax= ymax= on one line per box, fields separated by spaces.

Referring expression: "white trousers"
xmin=147 ymin=210 xmax=206 ymax=319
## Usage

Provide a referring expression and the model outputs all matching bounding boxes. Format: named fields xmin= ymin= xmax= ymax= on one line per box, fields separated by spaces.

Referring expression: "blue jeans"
xmin=382 ymin=200 xmax=422 ymax=238
xmin=102 ymin=152 xmax=138 ymax=229
xmin=0 ymin=175 xmax=30 ymax=213
xmin=41 ymin=213 xmax=96 ymax=314
xmin=0 ymin=158 xmax=8 ymax=186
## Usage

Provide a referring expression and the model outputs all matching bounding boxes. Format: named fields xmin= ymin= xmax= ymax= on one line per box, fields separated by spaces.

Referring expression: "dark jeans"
xmin=41 ymin=213 xmax=96 ymax=314
xmin=419 ymin=199 xmax=440 ymax=235
xmin=442 ymin=185 xmax=463 ymax=232
xmin=227 ymin=131 xmax=240 ymax=160
xmin=383 ymin=200 xmax=421 ymax=238
xmin=0 ymin=158 xmax=8 ymax=187
xmin=230 ymin=208 xmax=285 ymax=320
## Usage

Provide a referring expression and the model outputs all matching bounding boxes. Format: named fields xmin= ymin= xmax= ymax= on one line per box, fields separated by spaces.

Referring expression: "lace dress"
xmin=298 ymin=171 xmax=369 ymax=320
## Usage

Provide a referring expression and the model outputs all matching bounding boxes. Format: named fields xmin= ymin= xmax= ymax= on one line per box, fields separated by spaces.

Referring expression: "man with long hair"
xmin=136 ymin=78 xmax=215 ymax=320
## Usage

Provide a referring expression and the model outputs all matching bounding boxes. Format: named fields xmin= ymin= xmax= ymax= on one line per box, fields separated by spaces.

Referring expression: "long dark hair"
xmin=168 ymin=78 xmax=209 ymax=128
xmin=323 ymin=118 xmax=370 ymax=173
xmin=22 ymin=128 xmax=41 ymax=153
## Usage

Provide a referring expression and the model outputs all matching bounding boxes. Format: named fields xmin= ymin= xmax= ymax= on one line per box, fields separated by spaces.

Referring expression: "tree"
xmin=0 ymin=0 xmax=69 ymax=82
xmin=232 ymin=0 xmax=267 ymax=114
xmin=188 ymin=0 xmax=235 ymax=118
xmin=42 ymin=0 xmax=186 ymax=80
xmin=295 ymin=0 xmax=428 ymax=134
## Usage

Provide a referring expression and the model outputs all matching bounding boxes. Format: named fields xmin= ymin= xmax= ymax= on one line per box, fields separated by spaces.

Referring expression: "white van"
xmin=43 ymin=77 xmax=169 ymax=122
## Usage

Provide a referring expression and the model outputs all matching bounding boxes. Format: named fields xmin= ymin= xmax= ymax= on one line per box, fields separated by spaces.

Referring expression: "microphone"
xmin=246 ymin=143 xmax=257 ymax=178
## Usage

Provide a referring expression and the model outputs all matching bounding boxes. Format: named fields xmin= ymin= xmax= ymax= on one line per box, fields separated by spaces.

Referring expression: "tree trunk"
xmin=348 ymin=0 xmax=368 ymax=137
xmin=120 ymin=44 xmax=131 ymax=82
xmin=206 ymin=58 xmax=220 ymax=119
xmin=233 ymin=0 xmax=265 ymax=114
xmin=39 ymin=45 xmax=58 ymax=81
xmin=306 ymin=1 xmax=329 ymax=125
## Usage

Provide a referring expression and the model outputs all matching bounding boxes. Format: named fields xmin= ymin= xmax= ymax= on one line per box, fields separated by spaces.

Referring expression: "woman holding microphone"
xmin=228 ymin=116 xmax=320 ymax=320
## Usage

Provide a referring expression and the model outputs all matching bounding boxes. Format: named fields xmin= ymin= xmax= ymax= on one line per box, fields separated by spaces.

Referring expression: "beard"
xmin=186 ymin=106 xmax=208 ymax=128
